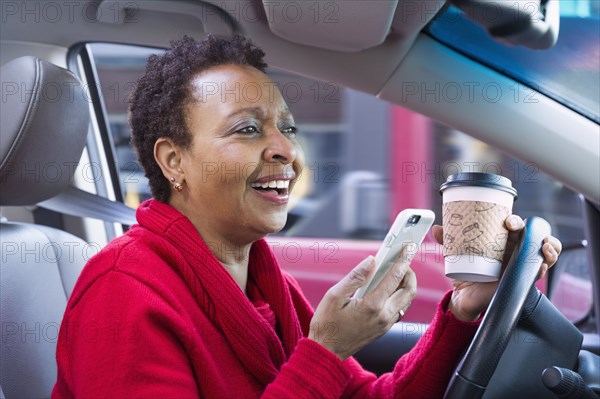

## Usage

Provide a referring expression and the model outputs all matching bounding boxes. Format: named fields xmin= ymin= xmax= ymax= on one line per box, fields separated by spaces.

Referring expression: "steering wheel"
xmin=444 ymin=217 xmax=552 ymax=399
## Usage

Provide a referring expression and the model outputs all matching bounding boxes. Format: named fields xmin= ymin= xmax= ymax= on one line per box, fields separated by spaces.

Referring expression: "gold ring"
xmin=398 ymin=309 xmax=405 ymax=319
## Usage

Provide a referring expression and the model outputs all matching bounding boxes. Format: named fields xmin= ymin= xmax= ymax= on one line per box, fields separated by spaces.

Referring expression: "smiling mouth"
xmin=250 ymin=179 xmax=290 ymax=196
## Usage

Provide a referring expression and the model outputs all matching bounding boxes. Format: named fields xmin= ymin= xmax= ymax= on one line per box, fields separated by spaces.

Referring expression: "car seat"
xmin=0 ymin=56 xmax=90 ymax=398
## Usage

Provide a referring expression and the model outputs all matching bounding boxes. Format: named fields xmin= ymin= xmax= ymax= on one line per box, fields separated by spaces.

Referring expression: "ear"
xmin=154 ymin=137 xmax=184 ymax=182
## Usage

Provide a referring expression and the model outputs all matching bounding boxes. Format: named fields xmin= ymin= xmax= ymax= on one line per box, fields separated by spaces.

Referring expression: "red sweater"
xmin=53 ymin=199 xmax=480 ymax=399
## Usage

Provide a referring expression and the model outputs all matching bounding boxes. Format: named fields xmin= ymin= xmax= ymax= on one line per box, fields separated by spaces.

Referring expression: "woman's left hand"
xmin=432 ymin=215 xmax=562 ymax=322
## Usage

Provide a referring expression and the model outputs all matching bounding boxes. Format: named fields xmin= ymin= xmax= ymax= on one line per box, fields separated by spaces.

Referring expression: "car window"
xmin=87 ymin=42 xmax=592 ymax=322
xmin=426 ymin=1 xmax=600 ymax=123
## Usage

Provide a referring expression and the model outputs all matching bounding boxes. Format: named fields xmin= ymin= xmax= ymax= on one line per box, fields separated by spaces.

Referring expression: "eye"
xmin=236 ymin=125 xmax=259 ymax=135
xmin=281 ymin=126 xmax=298 ymax=136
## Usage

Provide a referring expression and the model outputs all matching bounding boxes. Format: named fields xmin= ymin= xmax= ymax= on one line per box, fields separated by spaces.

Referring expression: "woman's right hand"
xmin=308 ymin=254 xmax=417 ymax=361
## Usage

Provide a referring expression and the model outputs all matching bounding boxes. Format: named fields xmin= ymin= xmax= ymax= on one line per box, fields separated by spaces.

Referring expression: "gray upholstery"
xmin=0 ymin=56 xmax=89 ymax=205
xmin=0 ymin=57 xmax=89 ymax=398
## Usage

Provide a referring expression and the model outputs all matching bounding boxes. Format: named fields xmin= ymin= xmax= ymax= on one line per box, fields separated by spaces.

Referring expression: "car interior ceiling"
xmin=1 ymin=0 xmax=597 ymax=203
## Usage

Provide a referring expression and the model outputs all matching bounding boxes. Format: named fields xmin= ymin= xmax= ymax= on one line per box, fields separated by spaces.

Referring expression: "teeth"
xmin=251 ymin=180 xmax=290 ymax=189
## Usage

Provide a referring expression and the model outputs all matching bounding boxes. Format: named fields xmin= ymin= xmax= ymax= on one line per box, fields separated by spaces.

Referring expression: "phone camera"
xmin=407 ymin=215 xmax=421 ymax=226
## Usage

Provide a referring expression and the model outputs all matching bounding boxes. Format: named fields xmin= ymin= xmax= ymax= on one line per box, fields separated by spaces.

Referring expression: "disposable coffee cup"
xmin=440 ymin=173 xmax=518 ymax=282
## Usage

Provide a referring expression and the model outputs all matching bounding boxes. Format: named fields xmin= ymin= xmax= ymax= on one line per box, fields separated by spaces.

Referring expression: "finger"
xmin=539 ymin=236 xmax=561 ymax=278
xmin=432 ymin=225 xmax=443 ymax=244
xmin=542 ymin=241 xmax=559 ymax=268
xmin=502 ymin=215 xmax=525 ymax=265
xmin=367 ymin=246 xmax=413 ymax=300
xmin=505 ymin=215 xmax=525 ymax=231
xmin=544 ymin=236 xmax=562 ymax=256
xmin=387 ymin=269 xmax=417 ymax=323
xmin=539 ymin=262 xmax=549 ymax=279
xmin=329 ymin=256 xmax=376 ymax=299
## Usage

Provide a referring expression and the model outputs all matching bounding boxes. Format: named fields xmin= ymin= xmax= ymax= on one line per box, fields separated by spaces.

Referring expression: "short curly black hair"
xmin=129 ymin=34 xmax=268 ymax=202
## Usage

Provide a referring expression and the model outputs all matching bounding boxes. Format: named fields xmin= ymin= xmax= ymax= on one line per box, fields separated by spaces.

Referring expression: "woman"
xmin=53 ymin=35 xmax=561 ymax=398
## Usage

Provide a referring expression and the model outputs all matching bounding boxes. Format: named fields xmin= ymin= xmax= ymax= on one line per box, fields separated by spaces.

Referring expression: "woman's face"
xmin=175 ymin=64 xmax=305 ymax=244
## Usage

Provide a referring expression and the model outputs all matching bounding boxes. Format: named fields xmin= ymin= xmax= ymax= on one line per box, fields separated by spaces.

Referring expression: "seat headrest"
xmin=0 ymin=56 xmax=90 ymax=205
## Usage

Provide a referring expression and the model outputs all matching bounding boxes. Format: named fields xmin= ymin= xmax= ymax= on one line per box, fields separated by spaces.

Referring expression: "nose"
xmin=262 ymin=127 xmax=298 ymax=164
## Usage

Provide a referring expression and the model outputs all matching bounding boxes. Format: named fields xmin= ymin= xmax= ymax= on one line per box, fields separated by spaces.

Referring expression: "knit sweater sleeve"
xmin=261 ymin=290 xmax=480 ymax=399
xmin=345 ymin=290 xmax=480 ymax=398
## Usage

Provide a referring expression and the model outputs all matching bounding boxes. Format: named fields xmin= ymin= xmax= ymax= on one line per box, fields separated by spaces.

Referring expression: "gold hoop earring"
xmin=170 ymin=177 xmax=184 ymax=192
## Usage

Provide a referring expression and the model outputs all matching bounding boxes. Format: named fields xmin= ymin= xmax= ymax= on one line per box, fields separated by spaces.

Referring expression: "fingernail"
xmin=507 ymin=215 xmax=519 ymax=228
xmin=543 ymin=242 xmax=551 ymax=251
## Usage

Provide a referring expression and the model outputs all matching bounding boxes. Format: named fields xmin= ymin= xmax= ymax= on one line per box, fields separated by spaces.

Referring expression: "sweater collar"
xmin=136 ymin=199 xmax=303 ymax=386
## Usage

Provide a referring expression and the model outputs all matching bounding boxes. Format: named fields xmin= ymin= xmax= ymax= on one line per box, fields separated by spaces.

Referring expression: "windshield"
xmin=427 ymin=1 xmax=600 ymax=124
